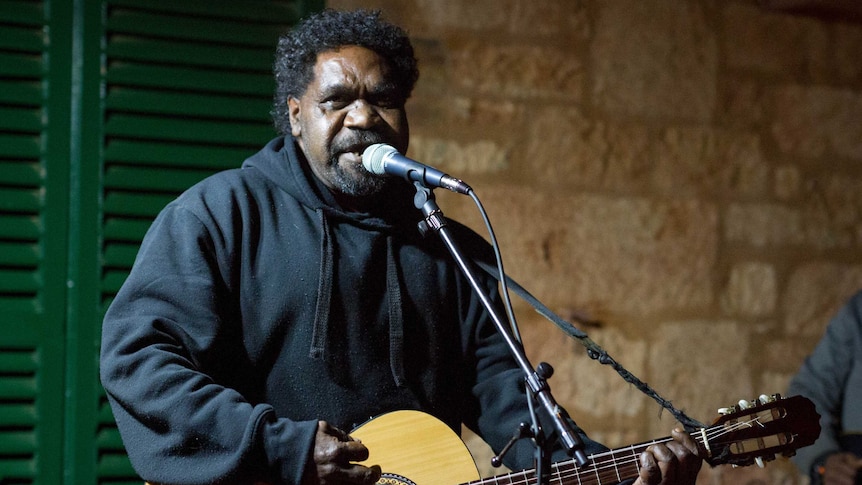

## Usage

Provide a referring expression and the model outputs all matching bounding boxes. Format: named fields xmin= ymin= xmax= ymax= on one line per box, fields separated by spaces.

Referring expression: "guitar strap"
xmin=471 ymin=257 xmax=707 ymax=432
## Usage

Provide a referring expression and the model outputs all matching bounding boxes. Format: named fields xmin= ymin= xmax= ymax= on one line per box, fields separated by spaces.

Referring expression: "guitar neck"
xmin=469 ymin=436 xmax=685 ymax=485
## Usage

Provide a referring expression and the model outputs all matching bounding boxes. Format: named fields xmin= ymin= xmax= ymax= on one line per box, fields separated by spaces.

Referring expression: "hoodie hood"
xmin=241 ymin=136 xmax=422 ymax=230
xmin=240 ymin=136 xmax=425 ymax=387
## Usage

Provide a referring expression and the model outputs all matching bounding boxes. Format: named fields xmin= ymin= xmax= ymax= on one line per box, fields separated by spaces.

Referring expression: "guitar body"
xmin=352 ymin=410 xmax=481 ymax=485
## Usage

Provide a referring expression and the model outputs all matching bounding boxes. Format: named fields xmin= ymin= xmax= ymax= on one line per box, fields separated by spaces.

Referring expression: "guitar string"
xmin=470 ymin=414 xmax=771 ymax=485
xmin=546 ymin=416 xmax=770 ymax=484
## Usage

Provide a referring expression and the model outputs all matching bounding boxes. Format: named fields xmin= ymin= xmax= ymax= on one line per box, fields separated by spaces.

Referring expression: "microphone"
xmin=362 ymin=144 xmax=472 ymax=195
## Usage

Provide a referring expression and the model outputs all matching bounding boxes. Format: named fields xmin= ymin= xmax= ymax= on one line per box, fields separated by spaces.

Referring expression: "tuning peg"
xmin=717 ymin=406 xmax=736 ymax=415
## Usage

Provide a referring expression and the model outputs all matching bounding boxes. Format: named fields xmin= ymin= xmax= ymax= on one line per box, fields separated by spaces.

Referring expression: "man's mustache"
xmin=332 ymin=131 xmax=387 ymax=155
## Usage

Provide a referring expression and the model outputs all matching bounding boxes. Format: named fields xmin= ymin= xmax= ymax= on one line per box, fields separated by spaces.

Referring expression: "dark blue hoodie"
xmin=99 ymin=136 xmax=606 ymax=484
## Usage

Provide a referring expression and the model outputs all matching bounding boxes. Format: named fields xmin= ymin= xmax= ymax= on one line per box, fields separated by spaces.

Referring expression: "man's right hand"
xmin=820 ymin=452 xmax=862 ymax=485
xmin=311 ymin=421 xmax=382 ymax=485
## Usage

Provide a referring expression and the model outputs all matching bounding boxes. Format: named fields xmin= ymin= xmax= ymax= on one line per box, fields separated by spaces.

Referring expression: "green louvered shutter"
xmin=96 ymin=1 xmax=321 ymax=483
xmin=0 ymin=0 xmax=70 ymax=483
xmin=1 ymin=1 xmax=321 ymax=484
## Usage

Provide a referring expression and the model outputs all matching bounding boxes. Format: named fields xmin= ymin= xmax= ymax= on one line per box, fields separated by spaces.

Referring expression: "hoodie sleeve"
xmin=787 ymin=291 xmax=862 ymax=478
xmin=100 ymin=201 xmax=316 ymax=485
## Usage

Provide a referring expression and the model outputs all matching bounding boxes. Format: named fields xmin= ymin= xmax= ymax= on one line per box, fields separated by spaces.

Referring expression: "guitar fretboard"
xmin=467 ymin=438 xmax=667 ymax=485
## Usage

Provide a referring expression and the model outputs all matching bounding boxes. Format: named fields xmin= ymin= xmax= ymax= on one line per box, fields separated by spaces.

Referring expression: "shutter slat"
xmin=0 ymin=188 xmax=41 ymax=212
xmin=105 ymin=165 xmax=215 ymax=192
xmin=0 ymin=162 xmax=41 ymax=187
xmin=97 ymin=453 xmax=136 ymax=478
xmin=0 ymin=375 xmax=38 ymax=399
xmin=0 ymin=1 xmax=44 ymax=26
xmin=0 ymin=350 xmax=38 ymax=372
xmin=0 ymin=403 xmax=37 ymax=426
xmin=0 ymin=242 xmax=40 ymax=266
xmin=102 ymin=243 xmax=140 ymax=268
xmin=106 ymin=10 xmax=286 ymax=46
xmin=0 ymin=24 xmax=43 ymax=51
xmin=101 ymin=270 xmax=131 ymax=295
xmin=0 ymin=106 xmax=41 ymax=132
xmin=0 ymin=80 xmax=42 ymax=106
xmin=106 ymin=87 xmax=270 ymax=121
xmin=103 ymin=217 xmax=154 ymax=242
xmin=96 ymin=428 xmax=125 ymax=449
xmin=0 ymin=215 xmax=41 ymax=240
xmin=104 ymin=139 xmax=249 ymax=169
xmin=0 ymin=431 xmax=37 ymax=453
xmin=0 ymin=297 xmax=40 ymax=316
xmin=0 ymin=270 xmax=41 ymax=293
xmin=0 ymin=51 xmax=42 ymax=77
xmin=104 ymin=114 xmax=273 ymax=144
xmin=0 ymin=133 xmax=40 ymax=158
xmin=103 ymin=191 xmax=176 ymax=217
xmin=106 ymin=35 xmax=273 ymax=70
xmin=0 ymin=458 xmax=36 ymax=479
xmin=109 ymin=0 xmax=300 ymax=23
xmin=106 ymin=62 xmax=271 ymax=94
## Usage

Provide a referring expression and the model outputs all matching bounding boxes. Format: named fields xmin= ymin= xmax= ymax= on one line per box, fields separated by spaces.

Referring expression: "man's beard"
xmin=329 ymin=131 xmax=393 ymax=196
xmin=327 ymin=156 xmax=390 ymax=197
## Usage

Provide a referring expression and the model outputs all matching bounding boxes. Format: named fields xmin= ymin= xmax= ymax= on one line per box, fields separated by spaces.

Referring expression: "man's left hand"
xmin=632 ymin=428 xmax=702 ymax=485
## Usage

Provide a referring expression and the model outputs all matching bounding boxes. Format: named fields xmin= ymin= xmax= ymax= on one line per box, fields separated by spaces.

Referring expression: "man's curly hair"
xmin=272 ymin=9 xmax=419 ymax=135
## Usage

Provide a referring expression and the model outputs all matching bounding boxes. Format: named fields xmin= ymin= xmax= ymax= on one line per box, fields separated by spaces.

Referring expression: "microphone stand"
xmin=411 ymin=183 xmax=590 ymax=483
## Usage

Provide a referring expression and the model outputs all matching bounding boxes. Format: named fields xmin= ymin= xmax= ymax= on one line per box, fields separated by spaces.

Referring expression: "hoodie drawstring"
xmin=308 ymin=210 xmax=406 ymax=388
xmin=386 ymin=236 xmax=406 ymax=387
xmin=309 ymin=210 xmax=333 ymax=361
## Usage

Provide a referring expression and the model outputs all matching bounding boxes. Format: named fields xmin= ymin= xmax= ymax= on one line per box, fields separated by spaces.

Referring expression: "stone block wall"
xmin=327 ymin=0 xmax=862 ymax=483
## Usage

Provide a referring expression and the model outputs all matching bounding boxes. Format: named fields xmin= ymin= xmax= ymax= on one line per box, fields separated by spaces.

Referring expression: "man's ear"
xmin=287 ymin=96 xmax=301 ymax=137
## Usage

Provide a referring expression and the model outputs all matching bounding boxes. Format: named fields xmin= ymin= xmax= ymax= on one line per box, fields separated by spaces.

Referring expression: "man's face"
xmin=288 ymin=45 xmax=409 ymax=197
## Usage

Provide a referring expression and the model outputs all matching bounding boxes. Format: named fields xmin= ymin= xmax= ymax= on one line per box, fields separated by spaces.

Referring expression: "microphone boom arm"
xmin=411 ymin=183 xmax=590 ymax=471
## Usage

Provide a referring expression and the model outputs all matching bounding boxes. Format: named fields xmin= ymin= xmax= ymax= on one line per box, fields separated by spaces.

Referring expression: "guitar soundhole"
xmin=377 ymin=473 xmax=417 ymax=485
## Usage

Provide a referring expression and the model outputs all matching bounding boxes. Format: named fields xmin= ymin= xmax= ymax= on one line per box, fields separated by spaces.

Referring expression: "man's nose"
xmin=344 ymin=100 xmax=380 ymax=129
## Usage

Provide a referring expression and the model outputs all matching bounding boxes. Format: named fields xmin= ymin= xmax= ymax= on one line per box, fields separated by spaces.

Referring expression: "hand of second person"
xmin=821 ymin=452 xmax=862 ymax=485
xmin=312 ymin=421 xmax=381 ymax=485
xmin=632 ymin=428 xmax=702 ymax=485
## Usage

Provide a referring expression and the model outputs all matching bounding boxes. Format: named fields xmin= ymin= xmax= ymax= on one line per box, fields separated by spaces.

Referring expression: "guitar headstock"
xmin=701 ymin=394 xmax=820 ymax=468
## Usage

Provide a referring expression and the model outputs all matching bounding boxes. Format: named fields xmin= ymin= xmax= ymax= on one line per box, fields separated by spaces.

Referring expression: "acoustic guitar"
xmin=350 ymin=394 xmax=820 ymax=485
xmin=145 ymin=394 xmax=819 ymax=485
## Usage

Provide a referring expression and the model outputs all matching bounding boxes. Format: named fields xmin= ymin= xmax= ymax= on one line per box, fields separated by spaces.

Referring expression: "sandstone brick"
xmin=722 ymin=262 xmax=777 ymax=318
xmin=774 ymin=165 xmax=801 ymax=201
xmin=821 ymin=174 xmax=862 ymax=229
xmin=724 ymin=202 xmax=848 ymax=248
xmin=723 ymin=2 xmax=830 ymax=79
xmin=771 ymin=85 xmax=862 ymax=160
xmin=415 ymin=0 xmax=589 ymax=39
xmin=448 ymin=40 xmax=585 ymax=100
xmin=524 ymin=106 xmax=610 ymax=188
xmin=654 ymin=127 xmax=768 ymax=198
xmin=591 ymin=0 xmax=717 ymax=121
xmin=646 ymin=321 xmax=754 ymax=438
xmin=524 ymin=323 xmax=650 ymax=419
xmin=835 ymin=23 xmax=862 ymax=82
xmin=721 ymin=79 xmax=767 ymax=127
xmin=765 ymin=340 xmax=816 ymax=374
xmin=783 ymin=263 xmax=862 ymax=336
xmin=761 ymin=371 xmax=793 ymax=400
xmin=408 ymin=135 xmax=510 ymax=175
xmin=464 ymin=187 xmax=717 ymax=317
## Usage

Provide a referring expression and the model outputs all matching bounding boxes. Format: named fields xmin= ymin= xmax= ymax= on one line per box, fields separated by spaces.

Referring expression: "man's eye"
xmin=373 ymin=95 xmax=401 ymax=108
xmin=322 ymin=98 xmax=350 ymax=109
